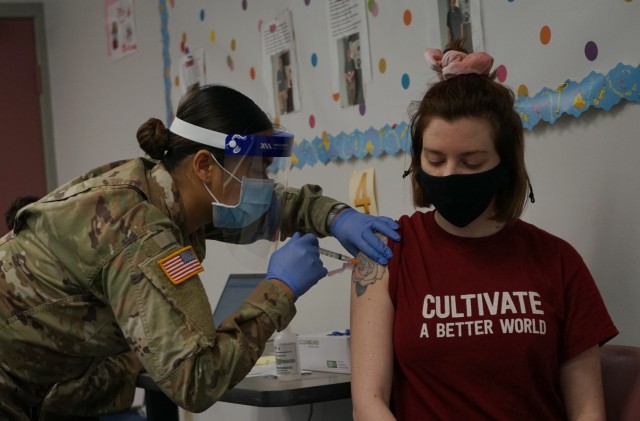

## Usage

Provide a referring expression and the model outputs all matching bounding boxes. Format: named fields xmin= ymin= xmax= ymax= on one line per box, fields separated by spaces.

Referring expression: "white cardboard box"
xmin=297 ymin=332 xmax=351 ymax=374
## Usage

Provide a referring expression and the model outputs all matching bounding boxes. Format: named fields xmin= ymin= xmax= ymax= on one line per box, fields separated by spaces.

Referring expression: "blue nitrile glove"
xmin=330 ymin=208 xmax=401 ymax=265
xmin=266 ymin=232 xmax=328 ymax=300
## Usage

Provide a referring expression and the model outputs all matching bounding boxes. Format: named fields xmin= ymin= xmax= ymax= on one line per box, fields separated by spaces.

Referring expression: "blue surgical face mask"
xmin=203 ymin=155 xmax=274 ymax=229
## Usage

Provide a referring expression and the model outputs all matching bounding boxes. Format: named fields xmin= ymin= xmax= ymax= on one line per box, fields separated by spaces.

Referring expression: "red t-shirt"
xmin=388 ymin=211 xmax=618 ymax=420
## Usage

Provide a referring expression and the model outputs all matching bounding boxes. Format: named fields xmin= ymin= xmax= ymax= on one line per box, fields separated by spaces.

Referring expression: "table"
xmin=136 ymin=371 xmax=351 ymax=420
xmin=221 ymin=371 xmax=351 ymax=407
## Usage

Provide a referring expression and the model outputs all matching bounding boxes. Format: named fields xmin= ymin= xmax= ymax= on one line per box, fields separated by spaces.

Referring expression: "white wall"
xmin=6 ymin=0 xmax=639 ymax=419
xmin=41 ymin=0 xmax=166 ymax=178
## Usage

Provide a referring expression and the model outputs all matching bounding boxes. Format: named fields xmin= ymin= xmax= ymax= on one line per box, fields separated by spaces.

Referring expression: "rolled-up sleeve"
xmin=279 ymin=184 xmax=343 ymax=238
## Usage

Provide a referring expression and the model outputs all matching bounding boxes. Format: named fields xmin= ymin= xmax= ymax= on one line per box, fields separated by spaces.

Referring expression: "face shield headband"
xmin=168 ymin=116 xmax=294 ymax=158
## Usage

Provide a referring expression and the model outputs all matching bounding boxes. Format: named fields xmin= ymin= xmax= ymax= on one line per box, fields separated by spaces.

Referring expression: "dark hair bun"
xmin=136 ymin=118 xmax=169 ymax=160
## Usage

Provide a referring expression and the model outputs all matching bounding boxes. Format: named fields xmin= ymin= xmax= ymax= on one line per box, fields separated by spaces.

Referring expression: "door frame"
xmin=0 ymin=3 xmax=57 ymax=190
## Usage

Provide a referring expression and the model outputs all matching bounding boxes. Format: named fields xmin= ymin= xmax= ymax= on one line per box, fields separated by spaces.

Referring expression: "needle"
xmin=318 ymin=247 xmax=358 ymax=265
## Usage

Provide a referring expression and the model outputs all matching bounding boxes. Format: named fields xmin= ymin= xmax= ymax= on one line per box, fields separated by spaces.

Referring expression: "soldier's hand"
xmin=266 ymin=232 xmax=327 ymax=300
xmin=330 ymin=208 xmax=400 ymax=265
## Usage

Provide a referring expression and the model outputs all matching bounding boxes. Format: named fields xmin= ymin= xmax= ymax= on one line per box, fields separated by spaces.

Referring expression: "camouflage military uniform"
xmin=0 ymin=158 xmax=341 ymax=420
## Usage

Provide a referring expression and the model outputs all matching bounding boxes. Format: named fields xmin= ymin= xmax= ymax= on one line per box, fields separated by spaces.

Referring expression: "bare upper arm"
xmin=350 ymin=238 xmax=395 ymax=412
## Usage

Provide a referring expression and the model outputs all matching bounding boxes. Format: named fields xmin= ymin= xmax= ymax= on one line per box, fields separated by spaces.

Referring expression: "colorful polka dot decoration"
xmin=496 ymin=65 xmax=507 ymax=83
xmin=160 ymin=0 xmax=639 ymax=164
xmin=539 ymin=25 xmax=551 ymax=45
xmin=403 ymin=10 xmax=412 ymax=26
xmin=401 ymin=73 xmax=410 ymax=89
xmin=378 ymin=58 xmax=387 ymax=74
xmin=584 ymin=41 xmax=598 ymax=61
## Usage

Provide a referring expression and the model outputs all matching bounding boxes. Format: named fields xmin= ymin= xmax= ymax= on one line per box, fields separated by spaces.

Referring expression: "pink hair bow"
xmin=424 ymin=48 xmax=494 ymax=80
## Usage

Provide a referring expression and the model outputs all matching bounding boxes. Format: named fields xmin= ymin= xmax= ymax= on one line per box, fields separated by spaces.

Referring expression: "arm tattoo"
xmin=352 ymin=233 xmax=388 ymax=297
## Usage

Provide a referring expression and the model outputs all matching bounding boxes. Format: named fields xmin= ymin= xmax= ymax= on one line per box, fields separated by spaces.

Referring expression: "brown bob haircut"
xmin=409 ymin=44 xmax=531 ymax=225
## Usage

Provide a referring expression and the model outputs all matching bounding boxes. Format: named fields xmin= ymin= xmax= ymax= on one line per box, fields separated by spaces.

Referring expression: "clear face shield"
xmin=169 ymin=117 xmax=293 ymax=270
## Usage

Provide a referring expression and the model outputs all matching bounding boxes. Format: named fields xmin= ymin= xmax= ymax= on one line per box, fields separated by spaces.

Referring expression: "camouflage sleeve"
xmin=39 ymin=351 xmax=142 ymax=416
xmin=278 ymin=184 xmax=344 ymax=239
xmin=104 ymin=227 xmax=296 ymax=413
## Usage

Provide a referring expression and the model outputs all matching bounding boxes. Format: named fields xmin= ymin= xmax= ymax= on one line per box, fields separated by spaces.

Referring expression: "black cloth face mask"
xmin=416 ymin=163 xmax=508 ymax=228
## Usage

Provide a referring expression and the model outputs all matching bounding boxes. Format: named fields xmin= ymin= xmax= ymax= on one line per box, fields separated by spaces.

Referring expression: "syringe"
xmin=318 ymin=247 xmax=358 ymax=265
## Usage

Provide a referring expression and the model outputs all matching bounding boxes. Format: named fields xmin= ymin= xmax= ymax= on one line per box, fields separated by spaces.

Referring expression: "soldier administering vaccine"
xmin=0 ymin=84 xmax=400 ymax=420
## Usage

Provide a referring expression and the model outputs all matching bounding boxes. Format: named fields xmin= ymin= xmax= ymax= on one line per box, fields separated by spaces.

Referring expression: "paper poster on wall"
xmin=426 ymin=0 xmax=484 ymax=52
xmin=104 ymin=0 xmax=138 ymax=61
xmin=261 ymin=10 xmax=301 ymax=117
xmin=349 ymin=168 xmax=378 ymax=216
xmin=178 ymin=49 xmax=206 ymax=95
xmin=325 ymin=0 xmax=372 ymax=109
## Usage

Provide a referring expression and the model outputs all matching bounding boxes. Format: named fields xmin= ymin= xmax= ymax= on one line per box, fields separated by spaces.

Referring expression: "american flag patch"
xmin=158 ymin=246 xmax=204 ymax=285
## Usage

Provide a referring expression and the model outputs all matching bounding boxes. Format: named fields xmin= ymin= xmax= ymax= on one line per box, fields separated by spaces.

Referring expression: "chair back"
xmin=600 ymin=344 xmax=640 ymax=421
